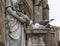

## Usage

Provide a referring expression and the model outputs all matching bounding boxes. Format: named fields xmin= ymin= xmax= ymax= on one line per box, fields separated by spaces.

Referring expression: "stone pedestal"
xmin=25 ymin=28 xmax=50 ymax=46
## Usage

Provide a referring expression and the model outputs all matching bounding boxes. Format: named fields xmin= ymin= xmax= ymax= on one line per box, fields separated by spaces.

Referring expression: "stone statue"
xmin=2 ymin=0 xmax=33 ymax=46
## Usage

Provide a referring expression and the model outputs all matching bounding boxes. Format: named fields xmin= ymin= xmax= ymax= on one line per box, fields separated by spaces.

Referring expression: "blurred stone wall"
xmin=0 ymin=1 xmax=3 ymax=42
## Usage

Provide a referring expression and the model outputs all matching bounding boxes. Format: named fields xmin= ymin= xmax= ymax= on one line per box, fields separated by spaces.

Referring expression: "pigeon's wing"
xmin=39 ymin=21 xmax=49 ymax=26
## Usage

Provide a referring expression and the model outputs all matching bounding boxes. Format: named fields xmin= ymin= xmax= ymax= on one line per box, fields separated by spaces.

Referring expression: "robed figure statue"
xmin=2 ymin=0 xmax=33 ymax=46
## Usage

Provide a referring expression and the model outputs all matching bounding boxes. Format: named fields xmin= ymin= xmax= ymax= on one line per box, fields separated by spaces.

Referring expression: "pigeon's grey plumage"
xmin=32 ymin=19 xmax=54 ymax=28
xmin=38 ymin=19 xmax=54 ymax=26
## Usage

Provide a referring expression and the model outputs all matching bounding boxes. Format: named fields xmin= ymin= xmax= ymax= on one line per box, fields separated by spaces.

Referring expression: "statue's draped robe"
xmin=3 ymin=0 xmax=27 ymax=46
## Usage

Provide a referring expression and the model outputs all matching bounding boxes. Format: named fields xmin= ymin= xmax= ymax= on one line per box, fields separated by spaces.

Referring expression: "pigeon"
xmin=32 ymin=23 xmax=45 ymax=28
xmin=32 ymin=19 xmax=54 ymax=28
xmin=38 ymin=19 xmax=54 ymax=26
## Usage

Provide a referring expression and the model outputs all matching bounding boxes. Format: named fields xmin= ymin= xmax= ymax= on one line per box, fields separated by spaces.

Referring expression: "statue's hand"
xmin=29 ymin=20 xmax=33 ymax=25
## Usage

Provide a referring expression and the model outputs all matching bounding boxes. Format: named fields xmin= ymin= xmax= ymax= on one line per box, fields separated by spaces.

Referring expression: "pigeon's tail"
xmin=49 ymin=19 xmax=54 ymax=22
xmin=45 ymin=19 xmax=54 ymax=27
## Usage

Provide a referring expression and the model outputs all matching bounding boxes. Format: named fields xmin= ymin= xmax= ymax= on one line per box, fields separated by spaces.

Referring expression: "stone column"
xmin=34 ymin=0 xmax=43 ymax=23
xmin=34 ymin=6 xmax=43 ymax=22
xmin=42 ymin=0 xmax=49 ymax=20
xmin=43 ymin=4 xmax=49 ymax=20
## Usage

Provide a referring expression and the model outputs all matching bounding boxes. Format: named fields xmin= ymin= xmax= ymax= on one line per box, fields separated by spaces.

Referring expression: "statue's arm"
xmin=19 ymin=12 xmax=33 ymax=25
xmin=6 ymin=7 xmax=26 ymax=23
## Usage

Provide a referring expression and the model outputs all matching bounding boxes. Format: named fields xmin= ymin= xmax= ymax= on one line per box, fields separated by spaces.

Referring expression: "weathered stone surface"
xmin=25 ymin=28 xmax=50 ymax=46
xmin=0 ymin=1 xmax=3 ymax=42
xmin=0 ymin=0 xmax=59 ymax=46
xmin=0 ymin=42 xmax=4 ymax=46
xmin=25 ymin=0 xmax=33 ymax=13
xmin=43 ymin=4 xmax=49 ymax=20
xmin=34 ymin=6 xmax=43 ymax=22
